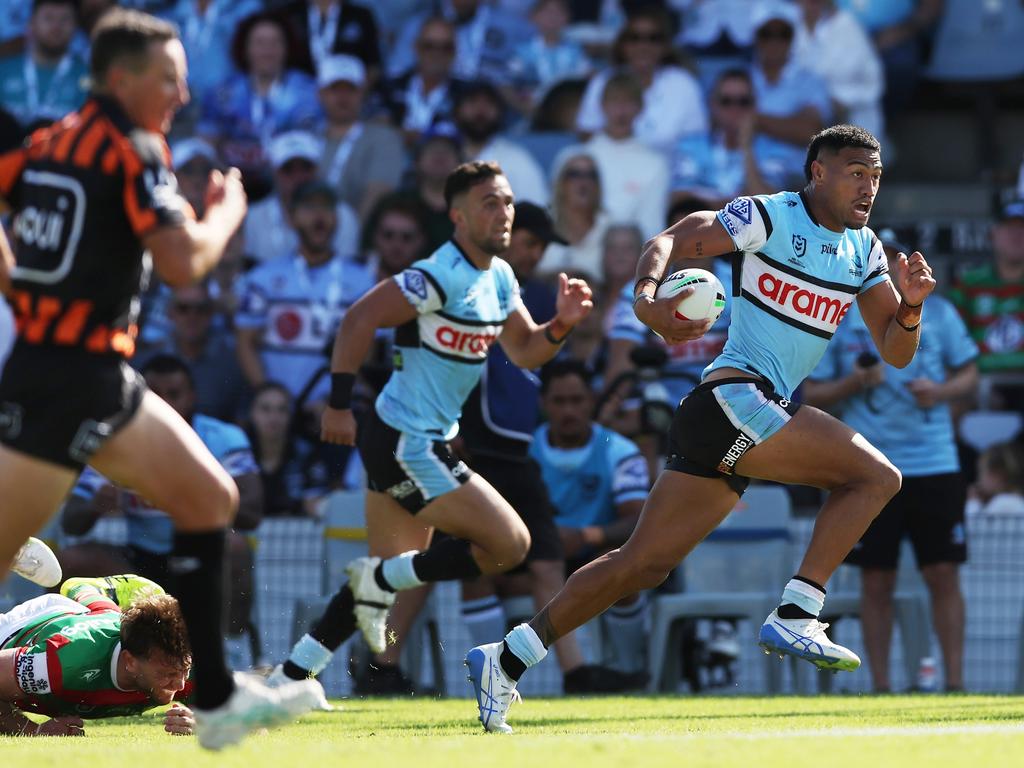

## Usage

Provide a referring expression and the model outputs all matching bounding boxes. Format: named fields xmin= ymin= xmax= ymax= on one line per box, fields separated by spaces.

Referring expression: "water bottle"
xmin=916 ymin=656 xmax=938 ymax=692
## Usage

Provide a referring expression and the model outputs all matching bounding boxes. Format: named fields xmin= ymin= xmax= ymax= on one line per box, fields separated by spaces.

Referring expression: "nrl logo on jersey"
xmin=791 ymin=234 xmax=807 ymax=261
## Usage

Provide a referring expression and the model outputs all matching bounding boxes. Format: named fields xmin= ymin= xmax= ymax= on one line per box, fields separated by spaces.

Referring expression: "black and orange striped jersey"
xmin=0 ymin=95 xmax=191 ymax=358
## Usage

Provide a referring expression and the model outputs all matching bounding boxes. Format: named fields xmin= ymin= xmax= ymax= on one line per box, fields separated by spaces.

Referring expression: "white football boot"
xmin=758 ymin=609 xmax=861 ymax=672
xmin=345 ymin=557 xmax=395 ymax=654
xmin=194 ymin=672 xmax=326 ymax=750
xmin=265 ymin=664 xmax=333 ymax=711
xmin=465 ymin=642 xmax=521 ymax=734
xmin=12 ymin=537 xmax=62 ymax=587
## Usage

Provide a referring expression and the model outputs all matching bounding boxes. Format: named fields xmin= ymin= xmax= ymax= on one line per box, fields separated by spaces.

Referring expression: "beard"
xmin=457 ymin=116 xmax=500 ymax=144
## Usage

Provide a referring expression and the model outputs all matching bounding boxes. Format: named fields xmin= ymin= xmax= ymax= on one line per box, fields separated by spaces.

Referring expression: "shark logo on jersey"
xmin=404 ymin=270 xmax=428 ymax=301
xmin=792 ymin=235 xmax=806 ymax=258
xmin=850 ymin=252 xmax=863 ymax=278
xmin=727 ymin=198 xmax=752 ymax=225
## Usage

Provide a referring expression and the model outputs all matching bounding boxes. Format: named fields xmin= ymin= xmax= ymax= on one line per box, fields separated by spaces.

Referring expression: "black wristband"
xmin=902 ymin=299 xmax=923 ymax=308
xmin=329 ymin=372 xmax=356 ymax=409
xmin=544 ymin=324 xmax=573 ymax=345
xmin=896 ymin=318 xmax=921 ymax=332
xmin=633 ymin=276 xmax=659 ymax=298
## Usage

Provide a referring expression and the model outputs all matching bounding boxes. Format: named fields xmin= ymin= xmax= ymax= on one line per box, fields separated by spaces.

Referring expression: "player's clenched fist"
xmin=321 ymin=406 xmax=357 ymax=445
xmin=164 ymin=704 xmax=195 ymax=736
xmin=895 ymin=251 xmax=936 ymax=307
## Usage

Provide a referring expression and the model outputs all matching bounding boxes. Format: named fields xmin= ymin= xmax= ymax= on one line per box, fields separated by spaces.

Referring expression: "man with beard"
xmin=269 ymin=161 xmax=593 ymax=684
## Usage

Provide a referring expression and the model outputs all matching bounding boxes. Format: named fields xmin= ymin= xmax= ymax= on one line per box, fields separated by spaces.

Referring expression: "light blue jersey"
xmin=809 ymin=297 xmax=978 ymax=476
xmin=610 ymin=259 xmax=733 ymax=404
xmin=670 ymin=133 xmax=801 ymax=201
xmin=235 ymin=253 xmax=375 ymax=399
xmin=376 ymin=241 xmax=521 ymax=440
xmin=72 ymin=415 xmax=258 ymax=554
xmin=707 ymin=191 xmax=890 ymax=397
xmin=530 ymin=424 xmax=649 ymax=528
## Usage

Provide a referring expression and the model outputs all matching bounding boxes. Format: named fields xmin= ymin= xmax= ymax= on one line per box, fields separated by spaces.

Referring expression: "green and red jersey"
xmin=948 ymin=263 xmax=1024 ymax=373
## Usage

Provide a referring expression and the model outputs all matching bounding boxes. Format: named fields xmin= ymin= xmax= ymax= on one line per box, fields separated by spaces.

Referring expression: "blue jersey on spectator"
xmin=530 ymin=423 xmax=649 ymax=528
xmin=0 ymin=52 xmax=89 ymax=126
xmin=510 ymin=37 xmax=590 ymax=91
xmin=72 ymin=415 xmax=258 ymax=553
xmin=809 ymin=296 xmax=978 ymax=476
xmin=235 ymin=253 xmax=375 ymax=400
xmin=377 ymin=240 xmax=520 ymax=440
xmin=751 ymin=62 xmax=831 ymax=176
xmin=709 ymin=192 xmax=890 ymax=397
xmin=670 ymin=133 xmax=802 ymax=201
xmin=160 ymin=0 xmax=263 ymax=106
xmin=609 ymin=259 xmax=734 ymax=404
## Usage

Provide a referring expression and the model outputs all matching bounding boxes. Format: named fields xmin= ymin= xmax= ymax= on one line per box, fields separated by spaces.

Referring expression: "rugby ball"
xmin=655 ymin=268 xmax=727 ymax=326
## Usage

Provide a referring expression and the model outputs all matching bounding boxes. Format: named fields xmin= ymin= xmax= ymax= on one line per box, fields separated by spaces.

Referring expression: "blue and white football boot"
xmin=465 ymin=642 xmax=520 ymax=734
xmin=758 ymin=609 xmax=861 ymax=672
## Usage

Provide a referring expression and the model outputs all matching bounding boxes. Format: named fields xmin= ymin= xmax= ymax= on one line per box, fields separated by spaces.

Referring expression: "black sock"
xmin=282 ymin=660 xmax=308 ymax=680
xmin=373 ymin=562 xmax=397 ymax=592
xmin=310 ymin=584 xmax=357 ymax=650
xmin=411 ymin=538 xmax=482 ymax=582
xmin=777 ymin=574 xmax=826 ymax=620
xmin=499 ymin=640 xmax=527 ymax=682
xmin=169 ymin=529 xmax=233 ymax=710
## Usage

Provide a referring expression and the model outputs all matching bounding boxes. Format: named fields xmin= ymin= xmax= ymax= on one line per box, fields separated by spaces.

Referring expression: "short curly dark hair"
xmin=443 ymin=160 xmax=504 ymax=210
xmin=120 ymin=594 xmax=192 ymax=667
xmin=804 ymin=124 xmax=881 ymax=182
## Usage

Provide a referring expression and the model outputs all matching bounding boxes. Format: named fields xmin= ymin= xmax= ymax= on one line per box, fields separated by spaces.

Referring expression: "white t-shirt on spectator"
xmin=539 ymin=211 xmax=611 ymax=284
xmin=793 ymin=9 xmax=885 ymax=138
xmin=576 ymin=133 xmax=669 ymax=239
xmin=472 ymin=136 xmax=550 ymax=206
xmin=575 ymin=66 xmax=708 ymax=155
xmin=966 ymin=492 xmax=1024 ymax=517
xmin=244 ymin=196 xmax=360 ymax=264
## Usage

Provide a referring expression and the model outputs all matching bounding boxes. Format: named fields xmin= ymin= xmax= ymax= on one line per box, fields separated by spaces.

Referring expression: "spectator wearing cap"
xmin=392 ymin=124 xmax=462 ymax=251
xmin=575 ymin=6 xmax=707 ymax=156
xmin=281 ymin=0 xmax=382 ymax=81
xmin=670 ymin=68 xmax=801 ymax=211
xmin=949 ymin=202 xmax=1024 ymax=409
xmin=243 ymin=130 xmax=360 ymax=265
xmin=171 ymin=138 xmax=220 ymax=218
xmin=198 ymin=11 xmax=322 ymax=180
xmin=792 ymin=0 xmax=885 ymax=140
xmin=571 ymin=72 xmax=669 ymax=239
xmin=317 ymin=54 xmax=406 ymax=221
xmin=235 ymin=179 xmax=374 ymax=408
xmin=453 ymin=81 xmax=548 ymax=205
xmin=540 ymin=150 xmax=608 ymax=283
xmin=386 ymin=0 xmax=532 ymax=85
xmin=750 ymin=2 xmax=830 ymax=170
xmin=160 ymin=0 xmax=262 ymax=122
xmin=805 ymin=228 xmax=979 ymax=694
xmin=376 ymin=16 xmax=472 ymax=146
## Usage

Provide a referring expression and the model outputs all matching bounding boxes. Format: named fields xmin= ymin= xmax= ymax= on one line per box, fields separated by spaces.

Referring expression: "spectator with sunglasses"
xmin=670 ymin=68 xmax=803 ymax=210
xmin=749 ymin=3 xmax=830 ymax=173
xmin=575 ymin=6 xmax=706 ymax=155
xmin=803 ymin=229 xmax=979 ymax=694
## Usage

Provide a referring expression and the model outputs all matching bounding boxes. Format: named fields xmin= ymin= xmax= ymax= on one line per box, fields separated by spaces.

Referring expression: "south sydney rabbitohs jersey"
xmin=706 ymin=191 xmax=890 ymax=397
xmin=376 ymin=240 xmax=521 ymax=440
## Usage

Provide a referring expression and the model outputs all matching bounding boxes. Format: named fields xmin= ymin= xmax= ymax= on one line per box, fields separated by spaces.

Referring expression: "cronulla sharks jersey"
xmin=376 ymin=240 xmax=521 ymax=439
xmin=706 ymin=191 xmax=890 ymax=397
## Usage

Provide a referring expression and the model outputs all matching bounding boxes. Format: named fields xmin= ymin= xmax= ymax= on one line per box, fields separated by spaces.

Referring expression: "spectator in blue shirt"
xmin=804 ymin=230 xmax=980 ymax=693
xmin=749 ymin=3 xmax=830 ymax=175
xmin=0 ymin=0 xmax=88 ymax=127
xmin=509 ymin=0 xmax=591 ymax=105
xmin=671 ymin=68 xmax=802 ymax=211
xmin=198 ymin=10 xmax=322 ymax=184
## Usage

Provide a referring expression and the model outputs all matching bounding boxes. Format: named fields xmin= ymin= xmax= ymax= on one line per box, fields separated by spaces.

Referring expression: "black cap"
xmin=416 ymin=120 xmax=462 ymax=154
xmin=514 ymin=202 xmax=566 ymax=245
xmin=998 ymin=199 xmax=1024 ymax=222
xmin=290 ymin=179 xmax=337 ymax=210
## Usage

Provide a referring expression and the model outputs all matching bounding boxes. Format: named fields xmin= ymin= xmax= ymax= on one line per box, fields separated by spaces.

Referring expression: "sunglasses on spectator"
xmin=563 ymin=168 xmax=598 ymax=181
xmin=718 ymin=95 xmax=754 ymax=108
xmin=624 ymin=30 xmax=665 ymax=43
xmin=378 ymin=228 xmax=420 ymax=243
xmin=172 ymin=301 xmax=213 ymax=315
xmin=757 ymin=26 xmax=794 ymax=40
xmin=418 ymin=40 xmax=455 ymax=53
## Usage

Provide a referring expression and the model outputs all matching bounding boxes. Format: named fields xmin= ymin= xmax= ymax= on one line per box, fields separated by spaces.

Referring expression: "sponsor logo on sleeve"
xmin=403 ymin=270 xmax=428 ymax=301
xmin=15 ymin=652 xmax=51 ymax=695
xmin=726 ymin=198 xmax=752 ymax=224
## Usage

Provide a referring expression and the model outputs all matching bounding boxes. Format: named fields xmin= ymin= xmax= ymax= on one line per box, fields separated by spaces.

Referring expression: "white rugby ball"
xmin=655 ymin=268 xmax=727 ymax=326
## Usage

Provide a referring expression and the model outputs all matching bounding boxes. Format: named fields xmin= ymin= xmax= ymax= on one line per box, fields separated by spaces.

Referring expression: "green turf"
xmin=3 ymin=695 xmax=1023 ymax=768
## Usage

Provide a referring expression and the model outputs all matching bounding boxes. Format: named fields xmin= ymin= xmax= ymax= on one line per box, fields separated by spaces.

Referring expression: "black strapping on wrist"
xmin=329 ymin=372 xmax=356 ymax=409
xmin=633 ymin=276 xmax=659 ymax=299
xmin=545 ymin=324 xmax=573 ymax=345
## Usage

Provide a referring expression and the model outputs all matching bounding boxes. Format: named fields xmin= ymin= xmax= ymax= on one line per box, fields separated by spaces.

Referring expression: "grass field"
xmin=3 ymin=695 xmax=1023 ymax=768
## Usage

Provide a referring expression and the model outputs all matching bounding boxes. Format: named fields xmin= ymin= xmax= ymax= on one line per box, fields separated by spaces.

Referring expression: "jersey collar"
xmin=450 ymin=238 xmax=484 ymax=271
xmin=798 ymin=189 xmax=843 ymax=236
xmin=110 ymin=641 xmax=129 ymax=691
xmin=89 ymin=93 xmax=137 ymax=136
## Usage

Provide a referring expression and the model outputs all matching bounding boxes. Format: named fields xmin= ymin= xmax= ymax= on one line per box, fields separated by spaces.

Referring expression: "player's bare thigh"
xmin=88 ymin=391 xmax=237 ymax=531
xmin=0 ymin=444 xmax=77 ymax=575
xmin=365 ymin=489 xmax=433 ymax=557
xmin=735 ymin=403 xmax=898 ymax=490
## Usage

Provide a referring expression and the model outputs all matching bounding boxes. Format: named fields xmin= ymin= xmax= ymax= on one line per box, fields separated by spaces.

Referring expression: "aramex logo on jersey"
xmin=420 ymin=313 xmax=502 ymax=361
xmin=742 ymin=254 xmax=854 ymax=337
xmin=435 ymin=327 xmax=498 ymax=355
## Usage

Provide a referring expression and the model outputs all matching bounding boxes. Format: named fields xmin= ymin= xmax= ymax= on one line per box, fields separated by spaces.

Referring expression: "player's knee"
xmin=872 ymin=459 xmax=902 ymax=503
xmin=619 ymin=551 xmax=673 ymax=591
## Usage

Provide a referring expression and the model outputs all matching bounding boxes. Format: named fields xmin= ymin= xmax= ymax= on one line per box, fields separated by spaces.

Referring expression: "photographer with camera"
xmin=803 ymin=229 xmax=979 ymax=693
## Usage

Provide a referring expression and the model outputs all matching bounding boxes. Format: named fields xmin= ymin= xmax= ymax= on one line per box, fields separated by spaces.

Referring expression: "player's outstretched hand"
xmin=164 ymin=704 xmax=194 ymax=736
xmin=554 ymin=272 xmax=593 ymax=327
xmin=321 ymin=406 xmax=357 ymax=446
xmin=634 ymin=287 xmax=712 ymax=346
xmin=895 ymin=251 xmax=935 ymax=306
xmin=33 ymin=716 xmax=85 ymax=736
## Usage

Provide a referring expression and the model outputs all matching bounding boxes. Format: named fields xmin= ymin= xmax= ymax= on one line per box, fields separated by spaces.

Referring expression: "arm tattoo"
xmin=528 ymin=607 xmax=560 ymax=648
xmin=695 ymin=240 xmax=703 ymax=258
